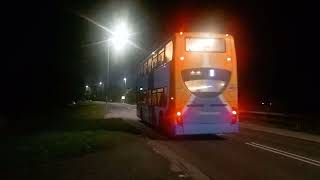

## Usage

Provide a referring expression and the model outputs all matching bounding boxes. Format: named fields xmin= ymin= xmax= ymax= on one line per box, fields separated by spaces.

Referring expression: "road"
xmin=106 ymin=103 xmax=320 ymax=180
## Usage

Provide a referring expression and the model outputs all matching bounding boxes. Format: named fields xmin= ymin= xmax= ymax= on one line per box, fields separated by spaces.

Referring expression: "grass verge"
xmin=0 ymin=102 xmax=139 ymax=169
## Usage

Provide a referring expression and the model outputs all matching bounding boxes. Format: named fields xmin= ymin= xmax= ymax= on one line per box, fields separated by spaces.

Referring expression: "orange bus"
xmin=136 ymin=32 xmax=239 ymax=136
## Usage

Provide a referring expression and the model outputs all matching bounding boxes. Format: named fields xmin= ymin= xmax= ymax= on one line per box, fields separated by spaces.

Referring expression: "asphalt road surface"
xmin=106 ymin=103 xmax=320 ymax=180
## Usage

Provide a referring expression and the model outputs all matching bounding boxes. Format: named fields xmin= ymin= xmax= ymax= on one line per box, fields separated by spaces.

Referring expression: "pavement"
xmin=106 ymin=102 xmax=320 ymax=180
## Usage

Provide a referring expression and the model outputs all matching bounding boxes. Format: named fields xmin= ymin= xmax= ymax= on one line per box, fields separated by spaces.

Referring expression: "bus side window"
xmin=148 ymin=90 xmax=152 ymax=105
xmin=152 ymin=89 xmax=157 ymax=106
xmin=158 ymin=48 xmax=165 ymax=65
xmin=148 ymin=58 xmax=152 ymax=73
xmin=152 ymin=55 xmax=157 ymax=70
xmin=145 ymin=90 xmax=148 ymax=105
xmin=144 ymin=62 xmax=147 ymax=75
xmin=156 ymin=88 xmax=166 ymax=107
xmin=153 ymin=53 xmax=158 ymax=69
xmin=165 ymin=41 xmax=173 ymax=62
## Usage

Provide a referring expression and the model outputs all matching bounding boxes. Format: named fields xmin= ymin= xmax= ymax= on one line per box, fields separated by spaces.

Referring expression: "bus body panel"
xmin=176 ymin=123 xmax=239 ymax=135
xmin=137 ymin=49 xmax=173 ymax=127
xmin=152 ymin=62 xmax=171 ymax=126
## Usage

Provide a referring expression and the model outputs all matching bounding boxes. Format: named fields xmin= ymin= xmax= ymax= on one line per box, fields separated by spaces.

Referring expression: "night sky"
xmin=2 ymin=0 xmax=319 ymax=117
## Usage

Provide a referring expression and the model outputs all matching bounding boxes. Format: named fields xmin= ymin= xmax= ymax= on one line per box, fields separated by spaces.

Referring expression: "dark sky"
xmin=2 ymin=0 xmax=319 ymax=114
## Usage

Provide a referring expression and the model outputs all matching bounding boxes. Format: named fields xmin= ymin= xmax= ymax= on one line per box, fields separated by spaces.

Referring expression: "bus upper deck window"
xmin=153 ymin=54 xmax=158 ymax=68
xmin=186 ymin=38 xmax=225 ymax=52
xmin=148 ymin=58 xmax=152 ymax=73
xmin=165 ymin=41 xmax=173 ymax=61
xmin=152 ymin=57 xmax=157 ymax=69
xmin=158 ymin=48 xmax=165 ymax=65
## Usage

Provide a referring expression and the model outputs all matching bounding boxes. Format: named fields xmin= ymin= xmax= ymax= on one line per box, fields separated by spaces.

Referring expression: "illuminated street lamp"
xmin=123 ymin=77 xmax=127 ymax=88
xmin=99 ymin=81 xmax=103 ymax=86
xmin=78 ymin=15 xmax=135 ymax=102
xmin=110 ymin=23 xmax=129 ymax=50
xmin=105 ymin=22 xmax=130 ymax=102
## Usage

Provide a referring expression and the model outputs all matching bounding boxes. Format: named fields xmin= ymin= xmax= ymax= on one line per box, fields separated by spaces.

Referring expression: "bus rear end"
xmin=173 ymin=32 xmax=239 ymax=135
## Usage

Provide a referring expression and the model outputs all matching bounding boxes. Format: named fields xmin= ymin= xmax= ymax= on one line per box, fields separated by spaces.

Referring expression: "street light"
xmin=99 ymin=81 xmax=103 ymax=86
xmin=78 ymin=15 xmax=136 ymax=103
xmin=85 ymin=85 xmax=90 ymax=100
xmin=105 ymin=22 xmax=131 ymax=102
xmin=110 ymin=23 xmax=129 ymax=50
xmin=123 ymin=77 xmax=127 ymax=88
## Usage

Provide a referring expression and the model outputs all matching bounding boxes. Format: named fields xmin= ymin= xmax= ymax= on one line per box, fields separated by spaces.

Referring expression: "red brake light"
xmin=231 ymin=109 xmax=238 ymax=124
xmin=232 ymin=110 xmax=237 ymax=115
xmin=176 ymin=111 xmax=183 ymax=125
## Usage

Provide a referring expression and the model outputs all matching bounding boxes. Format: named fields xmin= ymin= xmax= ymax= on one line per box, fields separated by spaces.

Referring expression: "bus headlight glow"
xmin=177 ymin=112 xmax=181 ymax=116
xmin=180 ymin=56 xmax=184 ymax=60
xmin=227 ymin=57 xmax=232 ymax=61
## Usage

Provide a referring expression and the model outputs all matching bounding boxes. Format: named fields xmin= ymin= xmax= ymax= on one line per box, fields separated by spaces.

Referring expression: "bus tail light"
xmin=231 ymin=109 xmax=238 ymax=124
xmin=176 ymin=111 xmax=183 ymax=125
xmin=232 ymin=110 xmax=237 ymax=115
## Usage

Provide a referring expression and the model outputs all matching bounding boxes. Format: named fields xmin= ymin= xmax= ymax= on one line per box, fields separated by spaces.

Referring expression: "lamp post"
xmin=106 ymin=40 xmax=110 ymax=102
xmin=105 ymin=22 xmax=130 ymax=102
xmin=98 ymin=82 xmax=103 ymax=99
xmin=123 ymin=77 xmax=127 ymax=89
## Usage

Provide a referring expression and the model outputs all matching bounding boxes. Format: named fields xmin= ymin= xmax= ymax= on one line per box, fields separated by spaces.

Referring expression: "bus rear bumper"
xmin=176 ymin=123 xmax=239 ymax=135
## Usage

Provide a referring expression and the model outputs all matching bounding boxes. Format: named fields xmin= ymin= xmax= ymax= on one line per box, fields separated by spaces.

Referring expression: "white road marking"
xmin=246 ymin=142 xmax=320 ymax=167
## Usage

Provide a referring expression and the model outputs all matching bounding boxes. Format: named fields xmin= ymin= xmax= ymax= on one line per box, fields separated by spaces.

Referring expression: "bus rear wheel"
xmin=160 ymin=113 xmax=176 ymax=138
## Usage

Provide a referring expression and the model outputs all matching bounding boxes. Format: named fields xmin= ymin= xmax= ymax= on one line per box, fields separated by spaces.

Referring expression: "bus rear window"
xmin=186 ymin=38 xmax=225 ymax=52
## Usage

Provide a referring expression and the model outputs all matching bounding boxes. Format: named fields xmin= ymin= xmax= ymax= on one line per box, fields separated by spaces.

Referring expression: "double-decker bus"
xmin=136 ymin=32 xmax=239 ymax=136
